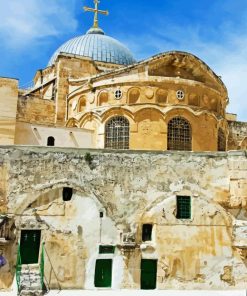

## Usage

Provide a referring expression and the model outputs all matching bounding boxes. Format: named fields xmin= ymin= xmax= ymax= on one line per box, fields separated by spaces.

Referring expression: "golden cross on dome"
xmin=84 ymin=0 xmax=109 ymax=29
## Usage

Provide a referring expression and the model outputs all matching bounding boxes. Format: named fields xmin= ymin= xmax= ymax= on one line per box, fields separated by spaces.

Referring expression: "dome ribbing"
xmin=48 ymin=28 xmax=136 ymax=66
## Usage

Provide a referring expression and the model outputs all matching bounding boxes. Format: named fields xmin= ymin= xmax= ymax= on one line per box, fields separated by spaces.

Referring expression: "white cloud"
xmin=123 ymin=21 xmax=247 ymax=122
xmin=0 ymin=0 xmax=78 ymax=47
xmin=213 ymin=40 xmax=247 ymax=122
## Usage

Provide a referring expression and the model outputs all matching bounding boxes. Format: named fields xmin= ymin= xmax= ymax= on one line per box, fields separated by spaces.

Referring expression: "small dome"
xmin=48 ymin=28 xmax=136 ymax=66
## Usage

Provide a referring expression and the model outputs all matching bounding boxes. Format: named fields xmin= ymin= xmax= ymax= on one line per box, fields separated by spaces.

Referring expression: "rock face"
xmin=0 ymin=146 xmax=246 ymax=291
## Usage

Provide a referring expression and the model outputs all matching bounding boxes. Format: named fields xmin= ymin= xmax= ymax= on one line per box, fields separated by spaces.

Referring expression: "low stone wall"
xmin=0 ymin=147 xmax=246 ymax=290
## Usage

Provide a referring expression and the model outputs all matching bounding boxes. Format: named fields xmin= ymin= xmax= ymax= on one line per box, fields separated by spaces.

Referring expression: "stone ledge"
xmin=0 ymin=145 xmax=246 ymax=158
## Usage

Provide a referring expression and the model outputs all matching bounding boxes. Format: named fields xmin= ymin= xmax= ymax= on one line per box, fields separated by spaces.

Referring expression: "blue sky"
xmin=0 ymin=0 xmax=246 ymax=121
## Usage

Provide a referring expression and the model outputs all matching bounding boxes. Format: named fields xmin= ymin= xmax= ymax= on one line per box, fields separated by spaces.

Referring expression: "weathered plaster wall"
xmin=14 ymin=122 xmax=94 ymax=148
xmin=0 ymin=147 xmax=246 ymax=290
xmin=0 ymin=78 xmax=18 ymax=144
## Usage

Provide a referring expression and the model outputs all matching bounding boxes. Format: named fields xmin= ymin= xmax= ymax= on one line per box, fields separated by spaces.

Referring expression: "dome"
xmin=48 ymin=28 xmax=136 ymax=66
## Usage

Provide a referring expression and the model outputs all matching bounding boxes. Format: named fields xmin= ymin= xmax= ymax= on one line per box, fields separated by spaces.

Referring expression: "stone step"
xmin=20 ymin=274 xmax=40 ymax=278
xmin=20 ymin=269 xmax=40 ymax=273
xmin=21 ymin=286 xmax=42 ymax=291
xmin=21 ymin=280 xmax=41 ymax=285
xmin=20 ymin=289 xmax=43 ymax=296
xmin=19 ymin=271 xmax=43 ymax=293
xmin=20 ymin=275 xmax=41 ymax=280
xmin=18 ymin=264 xmax=44 ymax=295
xmin=20 ymin=281 xmax=42 ymax=286
xmin=21 ymin=264 xmax=39 ymax=270
xmin=20 ymin=282 xmax=41 ymax=288
xmin=20 ymin=278 xmax=41 ymax=285
xmin=21 ymin=269 xmax=40 ymax=274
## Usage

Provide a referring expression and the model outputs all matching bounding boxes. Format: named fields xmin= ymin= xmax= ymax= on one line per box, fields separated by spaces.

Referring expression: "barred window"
xmin=176 ymin=196 xmax=191 ymax=219
xmin=167 ymin=117 xmax=192 ymax=151
xmin=218 ymin=128 xmax=226 ymax=151
xmin=105 ymin=116 xmax=129 ymax=149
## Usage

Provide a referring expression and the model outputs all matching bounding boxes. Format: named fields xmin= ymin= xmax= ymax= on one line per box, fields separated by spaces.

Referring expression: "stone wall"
xmin=0 ymin=78 xmax=18 ymax=144
xmin=55 ymin=57 xmax=99 ymax=126
xmin=228 ymin=121 xmax=247 ymax=150
xmin=0 ymin=147 xmax=246 ymax=290
xmin=17 ymin=96 xmax=55 ymax=126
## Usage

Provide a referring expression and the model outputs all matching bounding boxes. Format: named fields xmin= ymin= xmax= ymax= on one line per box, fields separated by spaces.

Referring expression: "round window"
xmin=176 ymin=90 xmax=185 ymax=100
xmin=115 ymin=89 xmax=122 ymax=100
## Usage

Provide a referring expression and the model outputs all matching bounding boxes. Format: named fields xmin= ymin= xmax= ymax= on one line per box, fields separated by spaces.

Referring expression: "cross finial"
xmin=84 ymin=0 xmax=109 ymax=29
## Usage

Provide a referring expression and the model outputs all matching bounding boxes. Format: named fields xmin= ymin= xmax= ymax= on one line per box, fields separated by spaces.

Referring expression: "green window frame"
xmin=176 ymin=196 xmax=191 ymax=219
xmin=99 ymin=245 xmax=115 ymax=254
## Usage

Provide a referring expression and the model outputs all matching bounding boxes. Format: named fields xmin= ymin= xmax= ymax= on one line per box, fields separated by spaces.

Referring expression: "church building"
xmin=0 ymin=1 xmax=246 ymax=294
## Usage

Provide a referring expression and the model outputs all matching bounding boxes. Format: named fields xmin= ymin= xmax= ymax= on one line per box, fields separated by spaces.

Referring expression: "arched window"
xmin=105 ymin=116 xmax=129 ymax=149
xmin=167 ymin=117 xmax=192 ymax=151
xmin=47 ymin=136 xmax=55 ymax=146
xmin=218 ymin=128 xmax=226 ymax=151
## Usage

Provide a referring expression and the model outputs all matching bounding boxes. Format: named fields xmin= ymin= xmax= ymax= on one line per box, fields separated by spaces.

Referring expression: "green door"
xmin=20 ymin=230 xmax=41 ymax=264
xmin=94 ymin=259 xmax=112 ymax=288
xmin=141 ymin=259 xmax=157 ymax=290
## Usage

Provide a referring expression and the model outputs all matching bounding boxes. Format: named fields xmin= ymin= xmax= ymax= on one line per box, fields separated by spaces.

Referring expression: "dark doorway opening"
xmin=141 ymin=259 xmax=157 ymax=290
xmin=94 ymin=259 xmax=112 ymax=288
xmin=62 ymin=187 xmax=73 ymax=201
xmin=47 ymin=136 xmax=55 ymax=146
xmin=20 ymin=230 xmax=41 ymax=264
xmin=142 ymin=224 xmax=153 ymax=241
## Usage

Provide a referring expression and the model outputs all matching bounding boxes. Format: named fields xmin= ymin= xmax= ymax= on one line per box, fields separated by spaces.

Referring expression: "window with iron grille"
xmin=218 ymin=128 xmax=226 ymax=151
xmin=176 ymin=196 xmax=191 ymax=219
xmin=105 ymin=116 xmax=129 ymax=149
xmin=167 ymin=117 xmax=192 ymax=151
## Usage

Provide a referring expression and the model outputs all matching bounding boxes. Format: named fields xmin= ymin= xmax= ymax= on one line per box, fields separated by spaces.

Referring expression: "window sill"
xmin=140 ymin=242 xmax=156 ymax=251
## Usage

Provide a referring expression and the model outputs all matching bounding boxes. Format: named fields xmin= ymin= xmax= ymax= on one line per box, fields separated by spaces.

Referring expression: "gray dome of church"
xmin=48 ymin=28 xmax=136 ymax=66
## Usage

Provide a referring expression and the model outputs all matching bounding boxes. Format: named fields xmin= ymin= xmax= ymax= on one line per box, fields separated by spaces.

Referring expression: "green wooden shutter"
xmin=141 ymin=259 xmax=157 ymax=290
xmin=94 ymin=259 xmax=112 ymax=288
